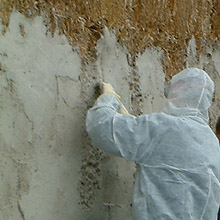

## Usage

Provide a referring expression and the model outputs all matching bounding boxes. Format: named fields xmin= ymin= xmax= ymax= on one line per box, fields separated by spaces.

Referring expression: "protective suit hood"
xmin=164 ymin=68 xmax=214 ymax=123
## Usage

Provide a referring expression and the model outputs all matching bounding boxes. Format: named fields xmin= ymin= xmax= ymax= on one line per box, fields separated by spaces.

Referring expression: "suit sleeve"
xmin=86 ymin=94 xmax=152 ymax=163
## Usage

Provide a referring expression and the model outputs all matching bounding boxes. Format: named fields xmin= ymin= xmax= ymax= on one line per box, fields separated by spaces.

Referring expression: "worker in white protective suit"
xmin=86 ymin=68 xmax=220 ymax=220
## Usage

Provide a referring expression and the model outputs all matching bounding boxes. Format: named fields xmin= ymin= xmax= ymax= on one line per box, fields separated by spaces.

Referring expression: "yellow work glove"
xmin=119 ymin=103 xmax=130 ymax=115
xmin=102 ymin=82 xmax=129 ymax=115
xmin=102 ymin=82 xmax=121 ymax=100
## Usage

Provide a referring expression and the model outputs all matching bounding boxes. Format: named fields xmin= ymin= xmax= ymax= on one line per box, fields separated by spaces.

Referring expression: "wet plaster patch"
xmin=0 ymin=12 xmax=85 ymax=220
xmin=136 ymin=48 xmax=166 ymax=114
xmin=96 ymin=28 xmax=131 ymax=109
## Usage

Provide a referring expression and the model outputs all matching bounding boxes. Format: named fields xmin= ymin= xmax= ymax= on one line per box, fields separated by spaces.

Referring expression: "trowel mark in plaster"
xmin=55 ymin=75 xmax=79 ymax=108
xmin=4 ymin=67 xmax=34 ymax=141
xmin=0 ymin=93 xmax=34 ymax=220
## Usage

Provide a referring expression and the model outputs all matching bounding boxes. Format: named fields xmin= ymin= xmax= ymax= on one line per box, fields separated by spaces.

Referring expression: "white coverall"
xmin=86 ymin=68 xmax=220 ymax=220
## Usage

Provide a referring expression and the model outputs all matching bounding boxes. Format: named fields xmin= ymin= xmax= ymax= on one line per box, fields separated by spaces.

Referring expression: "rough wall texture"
xmin=0 ymin=12 xmax=165 ymax=220
xmin=0 ymin=2 xmax=220 ymax=220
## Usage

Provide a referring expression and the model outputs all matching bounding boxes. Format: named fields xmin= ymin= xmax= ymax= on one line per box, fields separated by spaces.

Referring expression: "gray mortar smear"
xmin=78 ymin=62 xmax=106 ymax=209
xmin=0 ymin=12 xmax=220 ymax=220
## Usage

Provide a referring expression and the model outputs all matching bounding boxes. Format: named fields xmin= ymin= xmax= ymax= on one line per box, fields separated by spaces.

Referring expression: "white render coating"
xmin=0 ymin=12 xmax=219 ymax=220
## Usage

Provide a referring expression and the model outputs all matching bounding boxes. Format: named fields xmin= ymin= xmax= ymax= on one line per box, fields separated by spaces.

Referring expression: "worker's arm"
xmin=86 ymin=93 xmax=151 ymax=162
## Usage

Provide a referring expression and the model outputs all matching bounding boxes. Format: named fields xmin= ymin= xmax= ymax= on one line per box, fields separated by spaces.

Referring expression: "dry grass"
xmin=0 ymin=0 xmax=220 ymax=78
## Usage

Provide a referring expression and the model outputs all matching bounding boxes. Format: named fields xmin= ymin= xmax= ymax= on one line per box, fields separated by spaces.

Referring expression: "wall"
xmin=0 ymin=12 xmax=165 ymax=220
xmin=0 ymin=9 xmax=220 ymax=220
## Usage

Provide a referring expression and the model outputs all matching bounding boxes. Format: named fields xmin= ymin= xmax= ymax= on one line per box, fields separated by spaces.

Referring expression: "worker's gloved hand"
xmin=102 ymin=82 xmax=130 ymax=115
xmin=102 ymin=82 xmax=121 ymax=100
